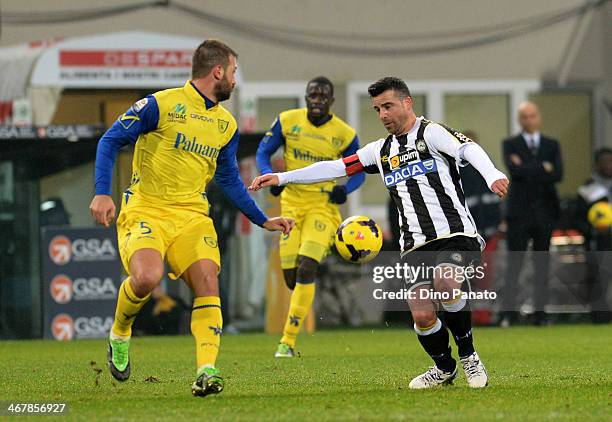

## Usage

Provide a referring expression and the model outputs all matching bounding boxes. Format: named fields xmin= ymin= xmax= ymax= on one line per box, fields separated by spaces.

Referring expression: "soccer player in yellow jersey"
xmin=256 ymin=77 xmax=365 ymax=357
xmin=89 ymin=39 xmax=294 ymax=397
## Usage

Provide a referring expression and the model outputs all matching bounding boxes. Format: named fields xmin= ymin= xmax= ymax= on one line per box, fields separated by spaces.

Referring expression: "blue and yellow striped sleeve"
xmin=256 ymin=118 xmax=284 ymax=175
xmin=94 ymin=96 xmax=159 ymax=195
xmin=215 ymin=129 xmax=268 ymax=227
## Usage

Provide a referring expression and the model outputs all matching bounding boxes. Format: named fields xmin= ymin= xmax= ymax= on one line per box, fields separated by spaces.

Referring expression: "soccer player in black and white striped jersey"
xmin=250 ymin=77 xmax=509 ymax=389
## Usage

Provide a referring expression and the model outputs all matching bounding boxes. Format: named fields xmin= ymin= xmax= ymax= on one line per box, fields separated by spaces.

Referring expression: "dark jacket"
xmin=502 ymin=134 xmax=563 ymax=221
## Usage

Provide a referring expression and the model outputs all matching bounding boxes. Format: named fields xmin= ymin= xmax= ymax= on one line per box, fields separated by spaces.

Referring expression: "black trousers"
xmin=503 ymin=217 xmax=555 ymax=312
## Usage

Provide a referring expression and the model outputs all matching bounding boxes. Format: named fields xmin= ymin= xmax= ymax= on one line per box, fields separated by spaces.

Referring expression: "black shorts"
xmin=401 ymin=235 xmax=481 ymax=291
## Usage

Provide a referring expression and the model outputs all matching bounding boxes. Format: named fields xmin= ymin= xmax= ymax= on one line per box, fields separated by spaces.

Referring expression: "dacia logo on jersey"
xmin=384 ymin=159 xmax=437 ymax=187
xmin=174 ymin=132 xmax=220 ymax=159
xmin=167 ymin=103 xmax=187 ymax=123
xmin=389 ymin=150 xmax=418 ymax=169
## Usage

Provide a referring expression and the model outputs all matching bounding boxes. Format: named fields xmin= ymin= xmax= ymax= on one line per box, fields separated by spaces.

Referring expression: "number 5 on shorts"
xmin=140 ymin=221 xmax=152 ymax=235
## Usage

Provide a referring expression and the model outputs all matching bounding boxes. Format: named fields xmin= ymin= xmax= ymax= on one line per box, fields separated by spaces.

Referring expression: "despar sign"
xmin=29 ymin=31 xmax=243 ymax=89
xmin=42 ymin=227 xmax=122 ymax=340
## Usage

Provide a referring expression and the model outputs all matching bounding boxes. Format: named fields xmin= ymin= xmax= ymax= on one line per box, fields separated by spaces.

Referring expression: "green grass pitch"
xmin=1 ymin=325 xmax=610 ymax=421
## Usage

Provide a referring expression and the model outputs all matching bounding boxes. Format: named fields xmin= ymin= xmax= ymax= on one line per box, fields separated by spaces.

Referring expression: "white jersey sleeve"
xmin=356 ymin=141 xmax=380 ymax=167
xmin=425 ymin=123 xmax=474 ymax=166
xmin=277 ymin=159 xmax=347 ymax=185
xmin=461 ymin=143 xmax=508 ymax=190
xmin=355 ymin=139 xmax=384 ymax=174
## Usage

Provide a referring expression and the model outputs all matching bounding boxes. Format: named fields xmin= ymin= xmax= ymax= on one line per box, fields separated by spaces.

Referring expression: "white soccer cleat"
xmin=409 ymin=365 xmax=457 ymax=389
xmin=460 ymin=352 xmax=488 ymax=388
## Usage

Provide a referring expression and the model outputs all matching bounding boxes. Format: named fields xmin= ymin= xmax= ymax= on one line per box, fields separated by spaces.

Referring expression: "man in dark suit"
xmin=501 ymin=101 xmax=563 ymax=326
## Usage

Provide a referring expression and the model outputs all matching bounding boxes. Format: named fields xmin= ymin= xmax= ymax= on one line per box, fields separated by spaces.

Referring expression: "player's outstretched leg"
xmin=108 ymin=276 xmax=152 ymax=381
xmin=276 ymin=257 xmax=317 ymax=357
xmin=442 ymin=298 xmax=488 ymax=388
xmin=409 ymin=317 xmax=458 ymax=389
xmin=276 ymin=281 xmax=314 ymax=357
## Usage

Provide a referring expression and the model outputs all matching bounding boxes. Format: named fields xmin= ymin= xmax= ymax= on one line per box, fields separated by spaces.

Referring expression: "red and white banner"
xmin=30 ymin=31 xmax=243 ymax=88
xmin=59 ymin=50 xmax=193 ymax=68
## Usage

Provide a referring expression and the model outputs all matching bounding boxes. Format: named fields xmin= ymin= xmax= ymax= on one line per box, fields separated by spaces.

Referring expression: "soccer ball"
xmin=335 ymin=215 xmax=383 ymax=264
xmin=587 ymin=201 xmax=612 ymax=230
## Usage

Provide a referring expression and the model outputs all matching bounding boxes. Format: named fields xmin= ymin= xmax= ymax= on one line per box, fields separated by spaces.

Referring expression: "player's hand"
xmin=263 ymin=216 xmax=295 ymax=235
xmin=329 ymin=185 xmax=347 ymax=204
xmin=491 ymin=178 xmax=509 ymax=199
xmin=249 ymin=174 xmax=280 ymax=191
xmin=270 ymin=185 xmax=285 ymax=197
xmin=89 ymin=194 xmax=116 ymax=228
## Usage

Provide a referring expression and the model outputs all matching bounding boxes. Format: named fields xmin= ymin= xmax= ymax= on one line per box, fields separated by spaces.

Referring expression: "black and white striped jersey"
xmin=354 ymin=117 xmax=484 ymax=254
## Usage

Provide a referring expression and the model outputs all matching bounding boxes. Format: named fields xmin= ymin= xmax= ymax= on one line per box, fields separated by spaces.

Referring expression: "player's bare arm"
xmin=89 ymin=194 xmax=116 ymax=228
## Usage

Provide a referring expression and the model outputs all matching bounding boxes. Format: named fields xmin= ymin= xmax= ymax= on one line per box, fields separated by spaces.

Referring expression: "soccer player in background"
xmin=90 ymin=39 xmax=294 ymax=397
xmin=250 ymin=77 xmax=509 ymax=389
xmin=256 ymin=77 xmax=365 ymax=357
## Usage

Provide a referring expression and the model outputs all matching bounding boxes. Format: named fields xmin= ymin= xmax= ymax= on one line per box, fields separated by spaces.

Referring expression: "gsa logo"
xmin=52 ymin=314 xmax=74 ymax=341
xmin=48 ymin=235 xmax=117 ymax=265
xmin=50 ymin=275 xmax=73 ymax=304
xmin=49 ymin=236 xmax=72 ymax=265
xmin=50 ymin=275 xmax=117 ymax=303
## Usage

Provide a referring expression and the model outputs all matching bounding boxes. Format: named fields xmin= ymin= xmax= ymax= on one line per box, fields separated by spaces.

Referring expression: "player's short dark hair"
xmin=307 ymin=76 xmax=334 ymax=97
xmin=192 ymin=39 xmax=238 ymax=79
xmin=368 ymin=77 xmax=411 ymax=99
xmin=594 ymin=147 xmax=612 ymax=162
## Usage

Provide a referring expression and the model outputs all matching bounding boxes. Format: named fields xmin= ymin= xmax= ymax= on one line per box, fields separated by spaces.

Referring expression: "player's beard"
xmin=214 ymin=76 xmax=233 ymax=102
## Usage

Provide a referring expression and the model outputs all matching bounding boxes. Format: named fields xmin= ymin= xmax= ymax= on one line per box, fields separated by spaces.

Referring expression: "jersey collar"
xmin=186 ymin=81 xmax=217 ymax=110
xmin=304 ymin=108 xmax=333 ymax=127
xmin=395 ymin=116 xmax=423 ymax=139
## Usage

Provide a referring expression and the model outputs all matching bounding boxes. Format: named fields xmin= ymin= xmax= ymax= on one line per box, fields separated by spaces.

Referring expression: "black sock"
xmin=416 ymin=324 xmax=456 ymax=372
xmin=444 ymin=302 xmax=475 ymax=358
